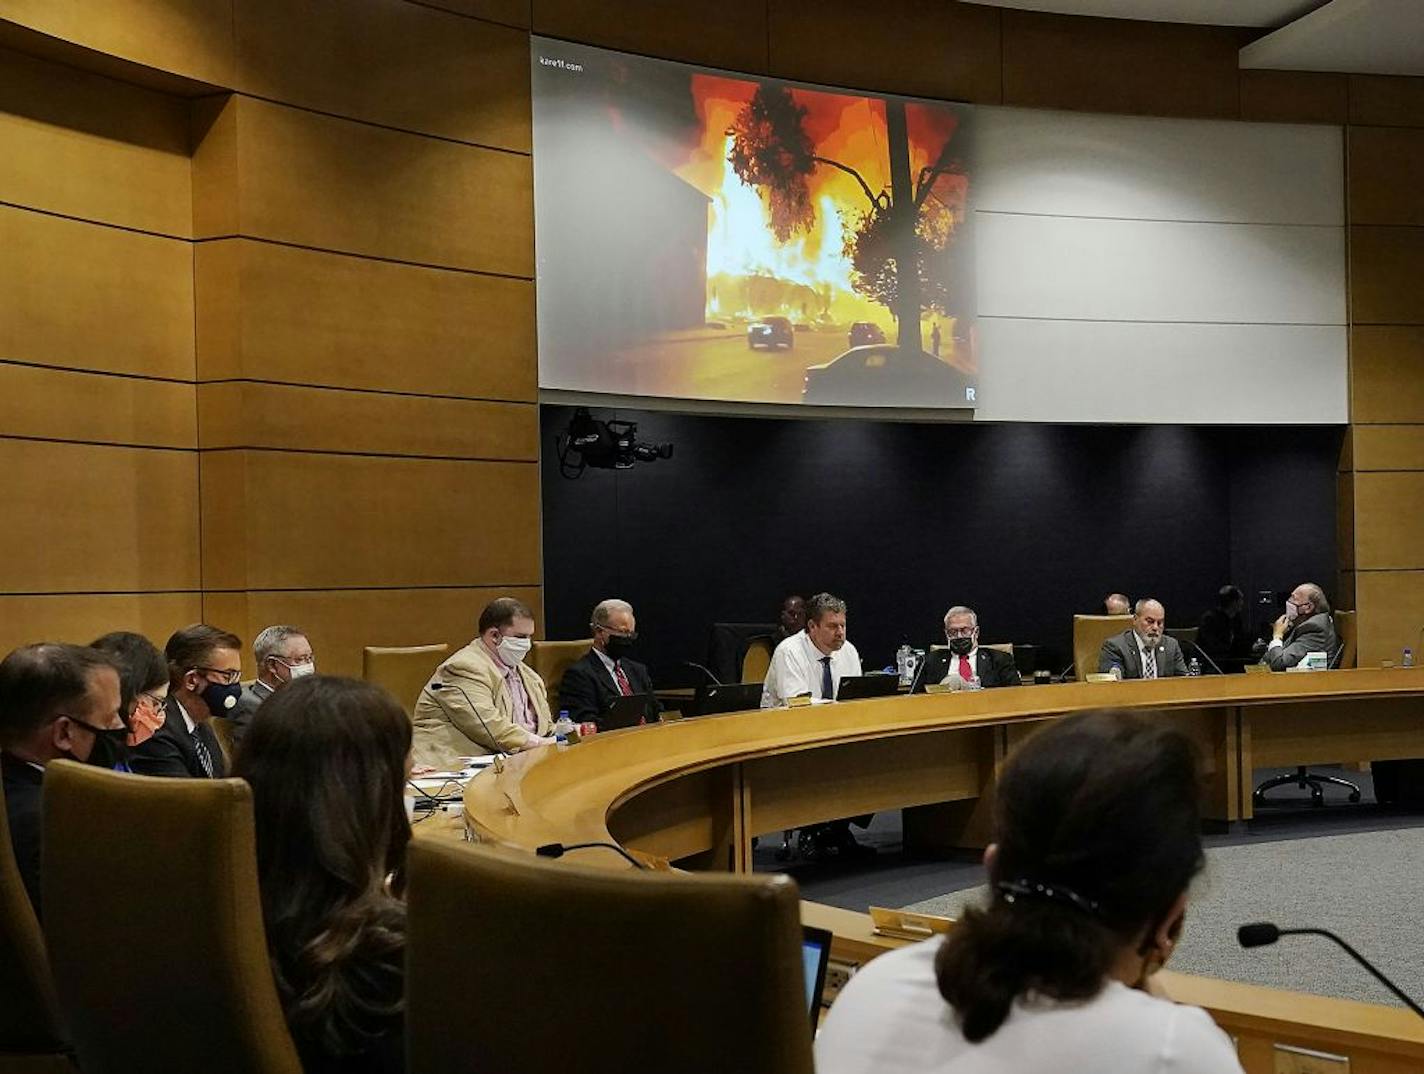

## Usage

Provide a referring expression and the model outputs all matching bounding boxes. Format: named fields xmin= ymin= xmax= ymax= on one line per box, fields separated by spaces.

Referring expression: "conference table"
xmin=444 ymin=668 xmax=1424 ymax=1072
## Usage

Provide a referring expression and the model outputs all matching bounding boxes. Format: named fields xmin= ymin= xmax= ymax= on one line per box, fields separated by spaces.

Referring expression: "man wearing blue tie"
xmin=760 ymin=592 xmax=862 ymax=708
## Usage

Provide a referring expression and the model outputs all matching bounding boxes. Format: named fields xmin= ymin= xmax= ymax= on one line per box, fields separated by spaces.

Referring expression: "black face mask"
xmin=947 ymin=635 xmax=974 ymax=657
xmin=605 ymin=635 xmax=635 ymax=660
xmin=70 ymin=719 xmax=132 ymax=771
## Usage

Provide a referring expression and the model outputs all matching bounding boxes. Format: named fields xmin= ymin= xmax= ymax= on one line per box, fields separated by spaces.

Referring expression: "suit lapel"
xmin=1124 ymin=634 xmax=1141 ymax=678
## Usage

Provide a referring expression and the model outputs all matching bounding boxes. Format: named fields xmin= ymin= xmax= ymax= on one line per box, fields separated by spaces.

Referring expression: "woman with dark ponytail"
xmin=815 ymin=709 xmax=1243 ymax=1073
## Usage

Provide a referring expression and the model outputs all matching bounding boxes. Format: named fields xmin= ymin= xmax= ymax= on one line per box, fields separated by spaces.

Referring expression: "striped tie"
xmin=192 ymin=728 xmax=215 ymax=777
xmin=1145 ymin=648 xmax=1157 ymax=680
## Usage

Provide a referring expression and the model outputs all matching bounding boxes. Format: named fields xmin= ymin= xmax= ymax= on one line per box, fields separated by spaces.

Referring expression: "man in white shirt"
xmin=761 ymin=592 xmax=862 ymax=708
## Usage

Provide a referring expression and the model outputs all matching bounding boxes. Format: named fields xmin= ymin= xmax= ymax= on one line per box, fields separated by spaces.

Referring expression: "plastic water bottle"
xmin=896 ymin=644 xmax=913 ymax=687
xmin=553 ymin=709 xmax=575 ymax=746
xmin=1404 ymin=648 xmax=1415 ymax=669
xmin=1187 ymin=658 xmax=1202 ymax=677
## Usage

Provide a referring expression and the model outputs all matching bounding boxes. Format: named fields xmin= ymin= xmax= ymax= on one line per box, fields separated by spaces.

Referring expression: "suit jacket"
xmin=557 ymin=650 xmax=658 ymax=730
xmin=1263 ymin=611 xmax=1337 ymax=671
xmin=921 ymin=647 xmax=1022 ymax=689
xmin=2 ymin=752 xmax=43 ymax=916
xmin=1098 ymin=630 xmax=1189 ymax=678
xmin=224 ymin=679 xmax=274 ymax=749
xmin=129 ymin=697 xmax=227 ymax=778
xmin=411 ymin=641 xmax=553 ymax=766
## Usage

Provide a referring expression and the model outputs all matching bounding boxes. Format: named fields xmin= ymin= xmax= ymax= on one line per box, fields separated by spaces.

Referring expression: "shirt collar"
xmin=175 ymin=698 xmax=197 ymax=735
xmin=594 ymin=647 xmax=616 ymax=671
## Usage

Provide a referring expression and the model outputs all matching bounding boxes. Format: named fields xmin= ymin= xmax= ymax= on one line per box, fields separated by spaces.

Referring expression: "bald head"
xmin=1132 ymin=599 xmax=1165 ymax=646
xmin=1104 ymin=593 xmax=1131 ymax=616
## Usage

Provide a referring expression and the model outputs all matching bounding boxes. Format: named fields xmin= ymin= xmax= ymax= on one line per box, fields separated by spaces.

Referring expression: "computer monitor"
xmin=602 ymin=692 xmax=656 ymax=730
xmin=835 ymin=673 xmax=901 ymax=702
xmin=801 ymin=924 xmax=833 ymax=1032
xmin=687 ymin=681 xmax=764 ymax=718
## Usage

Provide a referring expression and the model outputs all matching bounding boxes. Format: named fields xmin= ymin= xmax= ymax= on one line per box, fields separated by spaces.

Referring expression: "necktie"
xmin=614 ymin=662 xmax=632 ymax=697
xmin=1144 ymin=648 xmax=1157 ymax=680
xmin=958 ymin=654 xmax=973 ymax=682
xmin=820 ymin=656 xmax=833 ymax=700
xmin=192 ymin=727 xmax=215 ymax=777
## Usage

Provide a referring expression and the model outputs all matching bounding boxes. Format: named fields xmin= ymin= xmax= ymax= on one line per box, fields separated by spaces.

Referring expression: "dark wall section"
xmin=540 ymin=406 xmax=1340 ymax=684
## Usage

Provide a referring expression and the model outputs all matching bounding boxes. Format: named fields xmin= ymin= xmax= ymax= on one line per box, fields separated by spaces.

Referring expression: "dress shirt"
xmin=760 ymin=631 xmax=862 ymax=708
xmin=593 ymin=647 xmax=624 ymax=692
xmin=1136 ymin=635 xmax=1160 ymax=678
xmin=176 ymin=698 xmax=196 ymax=736
xmin=940 ymin=646 xmax=978 ymax=684
xmin=498 ymin=659 xmax=538 ymax=733
xmin=814 ymin=939 xmax=1242 ymax=1074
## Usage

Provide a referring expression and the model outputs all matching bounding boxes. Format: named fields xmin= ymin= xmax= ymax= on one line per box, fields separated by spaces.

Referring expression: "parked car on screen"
xmin=848 ymin=322 xmax=886 ymax=347
xmin=747 ymin=316 xmax=794 ymax=350
xmin=802 ymin=345 xmax=974 ymax=408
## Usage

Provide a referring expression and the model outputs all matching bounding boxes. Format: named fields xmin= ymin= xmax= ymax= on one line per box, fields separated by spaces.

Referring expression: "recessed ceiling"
xmin=1240 ymin=0 xmax=1424 ymax=77
xmin=960 ymin=0 xmax=1329 ymax=28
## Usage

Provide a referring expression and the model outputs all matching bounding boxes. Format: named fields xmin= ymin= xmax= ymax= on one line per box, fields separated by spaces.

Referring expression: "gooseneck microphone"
xmin=426 ymin=681 xmax=510 ymax=759
xmin=536 ymin=841 xmax=648 ymax=870
xmin=683 ymin=661 xmax=723 ymax=685
xmin=1181 ymin=637 xmax=1224 ymax=676
xmin=1238 ymin=922 xmax=1424 ymax=1018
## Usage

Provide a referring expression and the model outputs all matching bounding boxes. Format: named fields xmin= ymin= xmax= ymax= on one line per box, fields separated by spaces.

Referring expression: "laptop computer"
xmin=602 ymin=692 xmax=656 ymax=730
xmin=835 ymin=673 xmax=901 ymax=701
xmin=801 ymin=924 xmax=833 ymax=1032
xmin=687 ymin=681 xmax=763 ymax=718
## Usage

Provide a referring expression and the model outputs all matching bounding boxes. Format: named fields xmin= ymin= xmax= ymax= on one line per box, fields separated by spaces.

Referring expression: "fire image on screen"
xmin=532 ymin=39 xmax=977 ymax=409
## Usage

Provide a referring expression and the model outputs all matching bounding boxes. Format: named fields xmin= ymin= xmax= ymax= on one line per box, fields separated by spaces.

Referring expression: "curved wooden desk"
xmin=456 ymin=669 xmax=1424 ymax=1073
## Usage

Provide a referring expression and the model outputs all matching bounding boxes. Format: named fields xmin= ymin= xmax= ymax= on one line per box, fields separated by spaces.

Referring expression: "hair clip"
xmin=996 ymin=878 xmax=1102 ymax=918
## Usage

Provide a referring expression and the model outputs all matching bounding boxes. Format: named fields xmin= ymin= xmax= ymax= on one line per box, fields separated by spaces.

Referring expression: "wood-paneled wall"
xmin=0 ymin=0 xmax=1419 ymax=669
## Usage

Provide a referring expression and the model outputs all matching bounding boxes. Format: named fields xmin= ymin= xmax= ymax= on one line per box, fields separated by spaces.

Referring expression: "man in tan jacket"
xmin=412 ymin=597 xmax=555 ymax=766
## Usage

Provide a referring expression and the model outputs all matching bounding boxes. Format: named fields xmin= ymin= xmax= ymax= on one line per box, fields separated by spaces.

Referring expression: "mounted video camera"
xmin=557 ymin=408 xmax=674 ymax=478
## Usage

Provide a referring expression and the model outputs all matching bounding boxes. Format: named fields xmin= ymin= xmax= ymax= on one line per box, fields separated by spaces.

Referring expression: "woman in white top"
xmin=815 ymin=709 xmax=1245 ymax=1074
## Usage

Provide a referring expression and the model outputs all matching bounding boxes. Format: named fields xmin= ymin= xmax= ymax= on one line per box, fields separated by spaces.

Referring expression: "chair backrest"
xmin=528 ymin=638 xmax=593 ymax=700
xmin=0 ymin=771 xmax=67 ymax=1060
xmin=1166 ymin=626 xmax=1199 ymax=647
xmin=1072 ymin=614 xmax=1132 ymax=681
xmin=984 ymin=642 xmax=1014 ymax=655
xmin=363 ymin=643 xmax=450 ymax=717
xmin=1334 ymin=610 xmax=1357 ymax=669
xmin=41 ymin=762 xmax=302 ymax=1074
xmin=741 ymin=636 xmax=775 ymax=684
xmin=406 ymin=842 xmax=814 ymax=1074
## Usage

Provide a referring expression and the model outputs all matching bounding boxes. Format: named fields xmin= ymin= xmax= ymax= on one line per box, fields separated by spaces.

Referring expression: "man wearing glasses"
xmin=557 ymin=599 xmax=659 ymax=730
xmin=131 ymin=624 xmax=243 ymax=779
xmin=927 ymin=606 xmax=1022 ymax=689
xmin=228 ymin=624 xmax=315 ymax=747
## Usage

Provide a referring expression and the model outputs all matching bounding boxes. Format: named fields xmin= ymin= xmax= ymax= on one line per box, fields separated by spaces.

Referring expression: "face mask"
xmin=199 ymin=679 xmax=243 ymax=715
xmin=947 ymin=635 xmax=974 ymax=657
xmin=497 ymin=635 xmax=531 ymax=666
xmin=1285 ymin=601 xmax=1301 ymax=622
xmin=70 ymin=719 xmax=132 ymax=771
xmin=278 ymin=659 xmax=316 ymax=680
xmin=605 ymin=635 xmax=635 ymax=660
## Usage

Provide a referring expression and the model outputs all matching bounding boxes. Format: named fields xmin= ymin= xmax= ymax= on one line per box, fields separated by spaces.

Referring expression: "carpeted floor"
xmin=901 ymin=828 xmax=1424 ymax=1009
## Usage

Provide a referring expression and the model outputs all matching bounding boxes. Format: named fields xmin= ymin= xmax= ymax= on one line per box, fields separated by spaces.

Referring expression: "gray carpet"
xmin=902 ymin=828 xmax=1424 ymax=1009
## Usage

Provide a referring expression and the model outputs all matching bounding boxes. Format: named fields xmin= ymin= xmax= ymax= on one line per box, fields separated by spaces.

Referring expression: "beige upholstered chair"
xmin=406 ymin=841 xmax=814 ymax=1074
xmin=1334 ymin=610 xmax=1357 ymax=668
xmin=41 ymin=762 xmax=302 ymax=1074
xmin=0 ymin=776 xmax=72 ymax=1072
xmin=741 ymin=635 xmax=775 ymax=684
xmin=363 ymin=643 xmax=450 ymax=717
xmin=1072 ymin=614 xmax=1132 ymax=680
xmin=528 ymin=638 xmax=593 ymax=701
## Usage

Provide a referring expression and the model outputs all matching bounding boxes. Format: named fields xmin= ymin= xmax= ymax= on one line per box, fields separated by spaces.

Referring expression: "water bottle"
xmin=966 ymin=675 xmax=983 ymax=692
xmin=1404 ymin=648 xmax=1415 ymax=669
xmin=896 ymin=644 xmax=913 ymax=687
xmin=553 ymin=708 xmax=575 ymax=746
xmin=1187 ymin=658 xmax=1202 ymax=678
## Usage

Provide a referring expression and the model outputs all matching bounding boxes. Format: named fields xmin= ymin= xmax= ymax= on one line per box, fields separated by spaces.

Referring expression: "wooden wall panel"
xmin=0 ymin=0 xmax=235 ymax=86
xmin=534 ymin=0 xmax=768 ymax=73
xmin=198 ymin=383 xmax=536 ymax=460
xmin=1349 ymin=126 xmax=1424 ymax=227
xmin=1349 ymin=227 xmax=1424 ymax=325
xmin=0 ymin=205 xmax=195 ymax=379
xmin=1354 ymin=571 xmax=1424 ymax=666
xmin=407 ymin=0 xmax=530 ymax=28
xmin=1239 ymin=69 xmax=1346 ymax=125
xmin=204 ymin=585 xmax=542 ymax=677
xmin=1353 ymin=472 xmax=1424 ymax=570
xmin=1001 ymin=10 xmax=1248 ymax=119
xmin=235 ymin=0 xmax=531 ymax=151
xmin=1349 ymin=74 xmax=1424 ymax=129
xmin=0 ymin=46 xmax=192 ymax=236
xmin=0 ymin=365 xmax=195 ymax=449
xmin=1337 ymin=471 xmax=1354 ymax=572
xmin=1352 ymin=427 xmax=1424 ymax=472
xmin=0 ymin=593 xmax=203 ymax=656
xmin=200 ymin=451 xmax=540 ymax=591
xmin=193 ymin=239 xmax=536 ymax=399
xmin=1351 ymin=327 xmax=1424 ymax=423
xmin=0 ymin=439 xmax=200 ymax=592
xmin=768 ymin=0 xmax=1001 ymax=103
xmin=192 ymin=96 xmax=533 ymax=275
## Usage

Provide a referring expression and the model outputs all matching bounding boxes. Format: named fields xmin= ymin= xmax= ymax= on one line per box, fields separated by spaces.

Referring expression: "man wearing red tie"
xmin=557 ymin=599 xmax=659 ymax=730
xmin=935 ymin=606 xmax=1022 ymax=688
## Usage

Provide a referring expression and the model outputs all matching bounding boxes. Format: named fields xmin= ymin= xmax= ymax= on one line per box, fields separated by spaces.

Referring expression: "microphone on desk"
xmin=1180 ymin=638 xmax=1225 ymax=676
xmin=1237 ymin=922 xmax=1424 ymax=1018
xmin=426 ymin=681 xmax=510 ymax=758
xmin=536 ymin=841 xmax=648 ymax=870
xmin=683 ymin=661 xmax=723 ymax=685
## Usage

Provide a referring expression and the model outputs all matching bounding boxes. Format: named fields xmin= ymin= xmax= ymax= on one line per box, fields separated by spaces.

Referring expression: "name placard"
xmin=1274 ymin=1043 xmax=1350 ymax=1074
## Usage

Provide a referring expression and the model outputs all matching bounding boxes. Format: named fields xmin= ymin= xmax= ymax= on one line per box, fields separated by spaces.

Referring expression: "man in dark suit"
xmin=131 ymin=624 xmax=242 ymax=778
xmin=922 ymin=606 xmax=1021 ymax=688
xmin=0 ymin=643 xmax=124 ymax=917
xmin=557 ymin=599 xmax=658 ymax=730
xmin=1099 ymin=598 xmax=1189 ymax=678
xmin=1262 ymin=582 xmax=1337 ymax=670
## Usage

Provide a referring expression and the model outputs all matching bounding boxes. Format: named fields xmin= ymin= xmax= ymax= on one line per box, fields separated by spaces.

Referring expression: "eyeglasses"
xmin=945 ymin=627 xmax=976 ymax=639
xmin=192 ymin=666 xmax=241 ymax=685
xmin=137 ymin=691 xmax=167 ymax=712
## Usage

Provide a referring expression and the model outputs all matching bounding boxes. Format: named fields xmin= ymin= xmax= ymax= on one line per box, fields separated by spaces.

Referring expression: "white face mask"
xmin=1285 ymin=601 xmax=1302 ymax=622
xmin=287 ymin=660 xmax=315 ymax=679
xmin=497 ymin=635 xmax=531 ymax=666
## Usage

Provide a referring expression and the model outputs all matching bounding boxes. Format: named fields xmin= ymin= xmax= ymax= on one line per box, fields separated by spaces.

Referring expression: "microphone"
xmin=683 ymin=661 xmax=722 ymax=685
xmin=1180 ymin=637 xmax=1224 ymax=676
xmin=536 ymin=841 xmax=648 ymax=870
xmin=1238 ymin=922 xmax=1424 ymax=1018
xmin=425 ymin=681 xmax=510 ymax=758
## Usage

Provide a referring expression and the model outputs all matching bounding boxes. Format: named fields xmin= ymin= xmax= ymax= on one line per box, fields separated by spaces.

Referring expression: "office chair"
xmin=363 ymin=642 xmax=450 ymax=717
xmin=528 ymin=638 xmax=593 ymax=702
